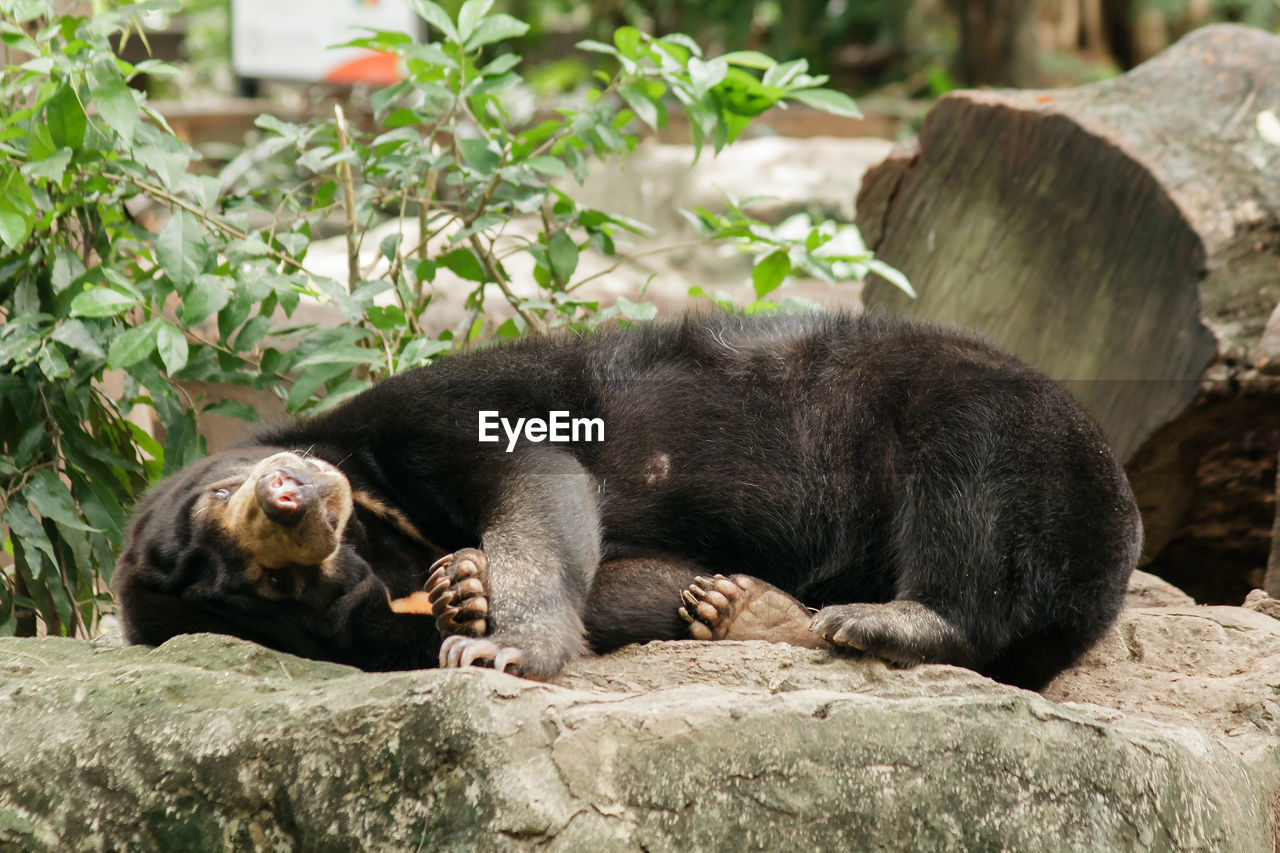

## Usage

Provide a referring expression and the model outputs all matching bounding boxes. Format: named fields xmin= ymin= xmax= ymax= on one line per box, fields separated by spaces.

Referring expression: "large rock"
xmin=2 ymin=591 xmax=1279 ymax=851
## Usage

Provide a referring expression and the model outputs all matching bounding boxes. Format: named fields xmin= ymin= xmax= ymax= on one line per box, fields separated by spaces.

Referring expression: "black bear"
xmin=113 ymin=311 xmax=1143 ymax=689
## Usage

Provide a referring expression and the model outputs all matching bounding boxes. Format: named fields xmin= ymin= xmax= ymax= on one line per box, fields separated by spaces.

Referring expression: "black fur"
xmin=114 ymin=312 xmax=1142 ymax=688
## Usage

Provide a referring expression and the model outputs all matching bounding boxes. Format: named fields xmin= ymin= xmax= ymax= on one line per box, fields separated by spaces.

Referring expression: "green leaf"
xmin=254 ymin=113 xmax=304 ymax=141
xmin=0 ymin=167 xmax=35 ymax=249
xmin=66 ymin=468 xmax=125 ymax=546
xmin=466 ymin=70 xmax=519 ymax=96
xmin=160 ymin=410 xmax=204 ymax=477
xmin=26 ymin=123 xmax=56 ymax=161
xmin=527 ymin=156 xmax=566 ymax=177
xmin=657 ymin=33 xmax=701 ymax=59
xmin=107 ymin=319 xmax=161 ymax=369
xmin=716 ymin=68 xmax=783 ymax=118
xmin=179 ymin=274 xmax=231 ymax=326
xmin=22 ymin=148 xmax=71 ymax=183
xmin=379 ymin=233 xmax=401 ymax=263
xmin=133 ymin=59 xmax=182 ymax=78
xmin=787 ymin=87 xmax=862 ymax=119
xmin=4 ymin=504 xmax=57 ymax=567
xmin=465 ymin=13 xmax=529 ymax=51
xmin=398 ymin=337 xmax=452 ymax=368
xmin=576 ymin=39 xmax=618 ymax=56
xmin=292 ymin=346 xmax=380 ymax=370
xmin=367 ymin=304 xmax=406 ymax=331
xmin=482 ymin=53 xmax=521 ymax=76
xmin=457 ymin=138 xmax=501 ymax=172
xmin=308 ymin=379 xmax=373 ymax=414
xmin=407 ymin=0 xmax=459 ymax=42
xmin=156 ymin=324 xmax=189 ymax=374
xmin=0 ymin=22 xmax=38 ymax=54
xmin=457 ymin=0 xmax=495 ymax=41
xmin=308 ymin=276 xmax=364 ymax=321
xmin=91 ymin=72 xmax=138 ymax=141
xmin=492 ymin=317 xmax=524 ymax=338
xmin=548 ymin=230 xmax=579 ymax=282
xmin=47 ymin=83 xmax=86 ymax=149
xmin=286 ymin=363 xmax=356 ymax=412
xmin=438 ymin=247 xmax=488 ymax=282
xmin=403 ymin=42 xmax=456 ymax=68
xmin=613 ymin=26 xmax=642 ymax=59
xmin=70 ymin=288 xmax=137 ymax=318
xmin=721 ymin=50 xmax=777 ymax=70
xmin=867 ymin=259 xmax=915 ymax=298
xmin=688 ymin=57 xmax=728 ymax=97
xmin=618 ymin=83 xmax=662 ymax=130
xmin=202 ymin=399 xmax=263 ymax=422
xmin=25 ymin=470 xmax=100 ymax=534
xmin=232 ymin=315 xmax=272 ymax=352
xmin=616 ymin=297 xmax=657 ymax=321
xmin=50 ymin=320 xmax=106 ymax=359
xmin=763 ymin=59 xmax=807 ymax=89
xmin=38 ymin=343 xmax=71 ymax=381
xmin=752 ymin=249 xmax=792 ymax=298
xmin=157 ymin=211 xmax=209 ymax=286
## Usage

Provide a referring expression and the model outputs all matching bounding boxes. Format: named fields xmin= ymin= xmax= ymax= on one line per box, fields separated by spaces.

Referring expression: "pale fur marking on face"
xmin=212 ymin=451 xmax=354 ymax=580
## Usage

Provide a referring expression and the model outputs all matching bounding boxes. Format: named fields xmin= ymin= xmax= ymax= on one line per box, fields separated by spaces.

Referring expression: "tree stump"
xmin=1269 ymin=448 xmax=1280 ymax=598
xmin=855 ymin=24 xmax=1280 ymax=602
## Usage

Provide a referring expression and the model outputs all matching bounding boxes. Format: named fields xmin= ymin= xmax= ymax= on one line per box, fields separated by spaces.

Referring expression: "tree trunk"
xmin=855 ymin=25 xmax=1280 ymax=602
xmin=945 ymin=0 xmax=1043 ymax=87
xmin=1266 ymin=448 xmax=1280 ymax=599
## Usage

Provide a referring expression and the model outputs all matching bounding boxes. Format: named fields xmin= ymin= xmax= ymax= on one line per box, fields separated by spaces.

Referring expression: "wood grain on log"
xmin=856 ymin=25 xmax=1280 ymax=594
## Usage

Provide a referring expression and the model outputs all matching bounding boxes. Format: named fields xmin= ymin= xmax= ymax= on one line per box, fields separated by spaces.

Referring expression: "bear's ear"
xmin=111 ymin=456 xmax=242 ymax=646
xmin=111 ymin=554 xmax=203 ymax=646
xmin=112 ymin=543 xmax=333 ymax=660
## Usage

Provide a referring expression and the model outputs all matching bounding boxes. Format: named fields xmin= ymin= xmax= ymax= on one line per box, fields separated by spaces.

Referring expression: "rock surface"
xmin=3 ymin=575 xmax=1279 ymax=852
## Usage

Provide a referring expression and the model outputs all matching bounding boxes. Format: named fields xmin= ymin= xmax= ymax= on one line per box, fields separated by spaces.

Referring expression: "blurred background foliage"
xmin=146 ymin=0 xmax=1280 ymax=104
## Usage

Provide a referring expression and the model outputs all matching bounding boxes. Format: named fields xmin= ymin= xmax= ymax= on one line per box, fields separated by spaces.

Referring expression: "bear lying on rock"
xmin=114 ymin=311 xmax=1142 ymax=689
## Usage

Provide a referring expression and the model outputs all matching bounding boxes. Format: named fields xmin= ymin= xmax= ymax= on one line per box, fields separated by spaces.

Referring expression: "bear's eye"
xmin=265 ymin=571 xmax=289 ymax=595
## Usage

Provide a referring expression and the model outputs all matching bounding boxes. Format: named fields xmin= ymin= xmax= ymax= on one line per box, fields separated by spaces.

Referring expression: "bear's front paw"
xmin=439 ymin=635 xmax=527 ymax=676
xmin=425 ymin=549 xmax=490 ymax=638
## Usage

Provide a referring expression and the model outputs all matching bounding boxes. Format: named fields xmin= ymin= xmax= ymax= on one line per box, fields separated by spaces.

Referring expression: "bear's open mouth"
xmin=255 ymin=466 xmax=319 ymax=527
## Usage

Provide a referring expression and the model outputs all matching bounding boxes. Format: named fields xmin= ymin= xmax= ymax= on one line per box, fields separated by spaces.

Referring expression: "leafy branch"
xmin=0 ymin=0 xmax=906 ymax=639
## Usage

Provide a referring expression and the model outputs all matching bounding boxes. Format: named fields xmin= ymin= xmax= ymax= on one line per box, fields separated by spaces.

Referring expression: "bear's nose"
xmin=255 ymin=466 xmax=317 ymax=527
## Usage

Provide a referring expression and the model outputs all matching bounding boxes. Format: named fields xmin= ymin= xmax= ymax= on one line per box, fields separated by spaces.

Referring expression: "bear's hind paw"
xmin=809 ymin=601 xmax=971 ymax=668
xmin=679 ymin=574 xmax=828 ymax=648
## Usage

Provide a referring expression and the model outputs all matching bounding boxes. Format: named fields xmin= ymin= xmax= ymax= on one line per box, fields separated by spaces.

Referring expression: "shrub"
xmin=0 ymin=0 xmax=906 ymax=637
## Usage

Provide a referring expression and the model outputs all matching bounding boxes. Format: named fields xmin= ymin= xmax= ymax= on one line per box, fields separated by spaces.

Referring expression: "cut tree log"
xmin=1269 ymin=448 xmax=1280 ymax=598
xmin=855 ymin=24 xmax=1280 ymax=602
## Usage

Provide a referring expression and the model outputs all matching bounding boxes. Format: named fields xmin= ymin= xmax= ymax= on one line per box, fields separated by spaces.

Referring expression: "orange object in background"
xmin=323 ymin=51 xmax=403 ymax=86
xmin=232 ymin=0 xmax=418 ymax=85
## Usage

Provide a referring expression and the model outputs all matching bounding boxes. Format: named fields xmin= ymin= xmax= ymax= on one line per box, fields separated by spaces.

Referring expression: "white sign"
xmin=231 ymin=0 xmax=419 ymax=84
